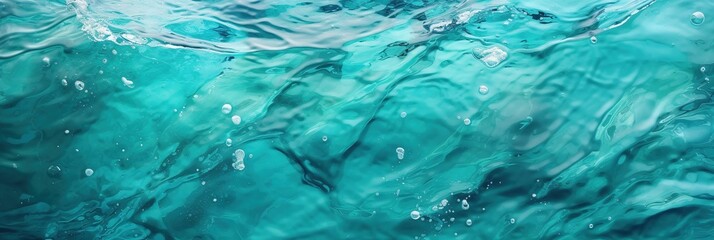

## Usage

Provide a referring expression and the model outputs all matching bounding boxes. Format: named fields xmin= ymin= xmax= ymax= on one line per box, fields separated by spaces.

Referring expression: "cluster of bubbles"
xmin=232 ymin=149 xmax=245 ymax=171
xmin=221 ymin=103 xmax=242 ymax=125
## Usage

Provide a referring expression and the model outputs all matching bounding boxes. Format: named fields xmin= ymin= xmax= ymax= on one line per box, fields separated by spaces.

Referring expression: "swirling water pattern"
xmin=1 ymin=0 xmax=714 ymax=239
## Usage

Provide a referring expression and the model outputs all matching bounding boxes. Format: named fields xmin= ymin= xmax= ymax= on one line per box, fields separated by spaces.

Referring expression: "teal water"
xmin=1 ymin=0 xmax=714 ymax=239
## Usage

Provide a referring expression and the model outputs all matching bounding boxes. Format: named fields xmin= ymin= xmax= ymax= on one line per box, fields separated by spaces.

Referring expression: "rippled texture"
xmin=2 ymin=0 xmax=714 ymax=239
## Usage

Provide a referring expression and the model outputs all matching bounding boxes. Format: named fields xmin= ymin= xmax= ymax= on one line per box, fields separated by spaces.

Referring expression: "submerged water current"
xmin=1 ymin=0 xmax=714 ymax=239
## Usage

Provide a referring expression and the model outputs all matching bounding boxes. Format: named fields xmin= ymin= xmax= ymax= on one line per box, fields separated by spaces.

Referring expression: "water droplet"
xmin=691 ymin=11 xmax=705 ymax=25
xmin=61 ymin=79 xmax=68 ymax=86
xmin=396 ymin=147 xmax=405 ymax=160
xmin=225 ymin=138 xmax=232 ymax=147
xmin=478 ymin=85 xmax=489 ymax=95
xmin=47 ymin=165 xmax=62 ymax=179
xmin=510 ymin=218 xmax=516 ymax=224
xmin=231 ymin=115 xmax=242 ymax=125
xmin=74 ymin=81 xmax=85 ymax=91
xmin=473 ymin=46 xmax=508 ymax=68
xmin=465 ymin=219 xmax=473 ymax=226
xmin=85 ymin=168 xmax=94 ymax=177
xmin=322 ymin=136 xmax=328 ymax=142
xmin=463 ymin=118 xmax=471 ymax=125
xmin=121 ymin=77 xmax=134 ymax=88
xmin=461 ymin=199 xmax=470 ymax=210
xmin=400 ymin=111 xmax=407 ymax=118
xmin=221 ymin=104 xmax=232 ymax=114
xmin=590 ymin=36 xmax=597 ymax=44
xmin=410 ymin=210 xmax=421 ymax=220
xmin=589 ymin=223 xmax=594 ymax=229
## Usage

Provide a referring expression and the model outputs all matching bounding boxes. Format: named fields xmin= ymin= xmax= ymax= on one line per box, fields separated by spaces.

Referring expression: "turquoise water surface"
xmin=1 ymin=0 xmax=714 ymax=239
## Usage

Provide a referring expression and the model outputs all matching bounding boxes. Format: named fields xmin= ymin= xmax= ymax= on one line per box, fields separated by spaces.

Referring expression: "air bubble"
xmin=121 ymin=77 xmax=134 ymax=88
xmin=532 ymin=193 xmax=537 ymax=198
xmin=691 ymin=11 xmax=705 ymax=25
xmin=231 ymin=115 xmax=242 ymax=125
xmin=61 ymin=79 xmax=68 ymax=86
xmin=590 ymin=36 xmax=597 ymax=44
xmin=85 ymin=168 xmax=94 ymax=177
xmin=322 ymin=136 xmax=328 ymax=142
xmin=225 ymin=138 xmax=232 ymax=147
xmin=465 ymin=219 xmax=473 ymax=226
xmin=221 ymin=104 xmax=232 ymax=114
xmin=701 ymin=66 xmax=706 ymax=73
xmin=400 ymin=112 xmax=407 ymax=118
xmin=589 ymin=223 xmax=594 ymax=229
xmin=112 ymin=49 xmax=118 ymax=55
xmin=473 ymin=46 xmax=508 ymax=68
xmin=47 ymin=165 xmax=62 ymax=179
xmin=479 ymin=85 xmax=489 ymax=95
xmin=396 ymin=147 xmax=405 ymax=160
xmin=510 ymin=218 xmax=516 ymax=224
xmin=75 ymin=81 xmax=85 ymax=91
xmin=42 ymin=57 xmax=50 ymax=66
xmin=463 ymin=118 xmax=471 ymax=125
xmin=461 ymin=199 xmax=470 ymax=210
xmin=64 ymin=130 xmax=69 ymax=134
xmin=102 ymin=58 xmax=107 ymax=64
xmin=410 ymin=210 xmax=421 ymax=220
